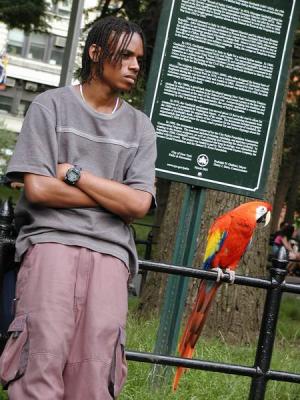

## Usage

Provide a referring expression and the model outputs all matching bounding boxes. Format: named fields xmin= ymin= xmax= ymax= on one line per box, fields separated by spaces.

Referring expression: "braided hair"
xmin=79 ymin=16 xmax=145 ymax=83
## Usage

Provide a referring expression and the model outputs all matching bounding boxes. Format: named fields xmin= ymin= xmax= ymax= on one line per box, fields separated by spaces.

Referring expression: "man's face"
xmin=99 ymin=32 xmax=144 ymax=92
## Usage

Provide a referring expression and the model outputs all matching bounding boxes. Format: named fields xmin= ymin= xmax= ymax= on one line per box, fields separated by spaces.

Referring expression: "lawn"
xmin=120 ymin=294 xmax=300 ymax=400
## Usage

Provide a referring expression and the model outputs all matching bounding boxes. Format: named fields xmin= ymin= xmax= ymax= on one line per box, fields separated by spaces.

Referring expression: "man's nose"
xmin=129 ymin=57 xmax=140 ymax=72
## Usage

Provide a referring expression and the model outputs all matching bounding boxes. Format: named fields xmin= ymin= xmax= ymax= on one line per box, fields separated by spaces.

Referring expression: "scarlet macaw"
xmin=172 ymin=201 xmax=272 ymax=391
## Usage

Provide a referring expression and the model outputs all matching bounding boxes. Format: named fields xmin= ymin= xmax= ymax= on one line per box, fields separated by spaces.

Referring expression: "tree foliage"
xmin=0 ymin=121 xmax=16 ymax=174
xmin=0 ymin=0 xmax=61 ymax=32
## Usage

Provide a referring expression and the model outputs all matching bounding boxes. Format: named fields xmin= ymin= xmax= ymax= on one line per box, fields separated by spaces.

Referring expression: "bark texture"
xmin=285 ymin=156 xmax=300 ymax=223
xmin=271 ymin=123 xmax=300 ymax=231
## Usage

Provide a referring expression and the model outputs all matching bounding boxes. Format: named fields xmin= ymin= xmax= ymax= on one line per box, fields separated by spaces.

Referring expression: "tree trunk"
xmin=271 ymin=135 xmax=300 ymax=230
xmin=285 ymin=156 xmax=300 ymax=223
xmin=271 ymin=160 xmax=293 ymax=231
xmin=150 ymin=178 xmax=171 ymax=244
xmin=271 ymin=95 xmax=300 ymax=230
xmin=271 ymin=137 xmax=300 ymax=229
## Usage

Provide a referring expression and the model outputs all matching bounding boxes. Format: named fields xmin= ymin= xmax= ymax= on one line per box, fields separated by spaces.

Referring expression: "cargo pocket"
xmin=108 ymin=327 xmax=128 ymax=399
xmin=0 ymin=314 xmax=29 ymax=389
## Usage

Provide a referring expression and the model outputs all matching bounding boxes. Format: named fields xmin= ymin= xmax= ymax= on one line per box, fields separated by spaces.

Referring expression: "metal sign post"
xmin=144 ymin=0 xmax=300 ymax=386
xmin=59 ymin=0 xmax=85 ymax=87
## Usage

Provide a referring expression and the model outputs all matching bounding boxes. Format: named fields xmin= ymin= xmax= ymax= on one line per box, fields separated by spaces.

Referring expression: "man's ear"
xmin=88 ymin=44 xmax=101 ymax=62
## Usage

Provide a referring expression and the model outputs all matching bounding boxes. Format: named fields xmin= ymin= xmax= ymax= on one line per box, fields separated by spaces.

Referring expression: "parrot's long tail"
xmin=172 ymin=280 xmax=220 ymax=391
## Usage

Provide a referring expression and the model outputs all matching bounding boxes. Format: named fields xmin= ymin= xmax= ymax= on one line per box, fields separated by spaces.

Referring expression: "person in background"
xmin=272 ymin=223 xmax=295 ymax=256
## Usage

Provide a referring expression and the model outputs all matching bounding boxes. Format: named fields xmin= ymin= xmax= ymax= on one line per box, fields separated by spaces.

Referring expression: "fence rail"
xmin=125 ymin=252 xmax=300 ymax=399
xmin=138 ymin=260 xmax=300 ymax=294
xmin=125 ymin=351 xmax=300 ymax=383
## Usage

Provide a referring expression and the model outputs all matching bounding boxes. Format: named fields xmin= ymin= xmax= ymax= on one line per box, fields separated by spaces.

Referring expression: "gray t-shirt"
xmin=7 ymin=85 xmax=156 ymax=276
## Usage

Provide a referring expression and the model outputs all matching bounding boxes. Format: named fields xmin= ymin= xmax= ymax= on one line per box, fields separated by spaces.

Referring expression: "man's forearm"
xmin=24 ymin=174 xmax=97 ymax=208
xmin=76 ymin=170 xmax=152 ymax=220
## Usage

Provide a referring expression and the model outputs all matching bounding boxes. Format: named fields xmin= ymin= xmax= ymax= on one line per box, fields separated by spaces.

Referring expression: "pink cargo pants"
xmin=0 ymin=243 xmax=129 ymax=399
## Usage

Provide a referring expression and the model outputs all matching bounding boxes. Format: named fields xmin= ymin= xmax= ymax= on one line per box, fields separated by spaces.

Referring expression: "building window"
xmin=28 ymin=33 xmax=48 ymax=61
xmin=7 ymin=29 xmax=25 ymax=56
xmin=50 ymin=36 xmax=66 ymax=65
xmin=49 ymin=47 xmax=64 ymax=65
xmin=7 ymin=30 xmax=66 ymax=66
xmin=57 ymin=0 xmax=71 ymax=18
xmin=58 ymin=7 xmax=71 ymax=17
xmin=0 ymin=95 xmax=13 ymax=113
xmin=18 ymin=100 xmax=31 ymax=116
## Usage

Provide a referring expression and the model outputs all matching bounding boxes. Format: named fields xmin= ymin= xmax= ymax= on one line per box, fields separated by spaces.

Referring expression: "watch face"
xmin=66 ymin=167 xmax=81 ymax=184
xmin=69 ymin=170 xmax=79 ymax=181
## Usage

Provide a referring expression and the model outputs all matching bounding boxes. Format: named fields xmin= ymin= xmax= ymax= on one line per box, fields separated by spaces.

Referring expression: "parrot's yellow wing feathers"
xmin=203 ymin=228 xmax=227 ymax=270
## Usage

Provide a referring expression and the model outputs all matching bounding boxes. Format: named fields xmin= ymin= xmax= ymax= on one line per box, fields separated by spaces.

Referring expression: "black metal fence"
xmin=130 ymin=222 xmax=158 ymax=294
xmin=125 ymin=251 xmax=300 ymax=400
xmin=130 ymin=222 xmax=158 ymax=260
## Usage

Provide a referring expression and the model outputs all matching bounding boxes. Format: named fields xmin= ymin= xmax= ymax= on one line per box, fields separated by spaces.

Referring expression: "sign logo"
xmin=197 ymin=154 xmax=209 ymax=167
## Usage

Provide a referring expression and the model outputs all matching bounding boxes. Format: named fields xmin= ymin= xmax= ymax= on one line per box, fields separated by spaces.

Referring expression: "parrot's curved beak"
xmin=264 ymin=210 xmax=271 ymax=227
xmin=257 ymin=210 xmax=271 ymax=226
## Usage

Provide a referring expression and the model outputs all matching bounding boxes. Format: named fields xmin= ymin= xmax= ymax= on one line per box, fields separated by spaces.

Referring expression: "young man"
xmin=0 ymin=16 xmax=156 ymax=399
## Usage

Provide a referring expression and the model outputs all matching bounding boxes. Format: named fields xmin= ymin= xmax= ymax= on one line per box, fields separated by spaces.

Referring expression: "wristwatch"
xmin=64 ymin=165 xmax=82 ymax=185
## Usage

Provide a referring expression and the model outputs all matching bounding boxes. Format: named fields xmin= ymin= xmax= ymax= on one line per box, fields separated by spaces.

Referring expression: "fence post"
xmin=248 ymin=247 xmax=289 ymax=400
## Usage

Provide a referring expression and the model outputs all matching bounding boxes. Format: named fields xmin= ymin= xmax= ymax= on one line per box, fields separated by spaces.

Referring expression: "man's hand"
xmin=10 ymin=181 xmax=24 ymax=190
xmin=57 ymin=163 xmax=72 ymax=181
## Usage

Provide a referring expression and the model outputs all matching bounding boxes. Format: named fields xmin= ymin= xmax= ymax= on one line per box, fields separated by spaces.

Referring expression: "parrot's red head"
xmin=232 ymin=201 xmax=272 ymax=227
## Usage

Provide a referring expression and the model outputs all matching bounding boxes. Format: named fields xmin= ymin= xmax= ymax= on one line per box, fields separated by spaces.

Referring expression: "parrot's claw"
xmin=211 ymin=267 xmax=224 ymax=282
xmin=225 ymin=268 xmax=235 ymax=284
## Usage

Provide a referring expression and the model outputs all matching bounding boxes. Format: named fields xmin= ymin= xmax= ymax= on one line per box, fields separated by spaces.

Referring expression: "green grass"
xmin=120 ymin=295 xmax=300 ymax=400
xmin=0 ymin=390 xmax=6 ymax=400
xmin=0 ymin=296 xmax=299 ymax=399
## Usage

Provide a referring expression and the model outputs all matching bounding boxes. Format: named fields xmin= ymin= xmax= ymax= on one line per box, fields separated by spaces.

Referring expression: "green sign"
xmin=145 ymin=0 xmax=300 ymax=197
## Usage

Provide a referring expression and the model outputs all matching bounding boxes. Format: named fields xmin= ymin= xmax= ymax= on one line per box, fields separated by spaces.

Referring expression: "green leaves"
xmin=0 ymin=120 xmax=16 ymax=174
xmin=0 ymin=0 xmax=61 ymax=32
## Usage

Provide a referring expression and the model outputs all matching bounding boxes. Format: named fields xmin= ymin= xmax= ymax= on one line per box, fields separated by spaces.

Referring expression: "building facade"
xmin=0 ymin=0 xmax=98 ymax=132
